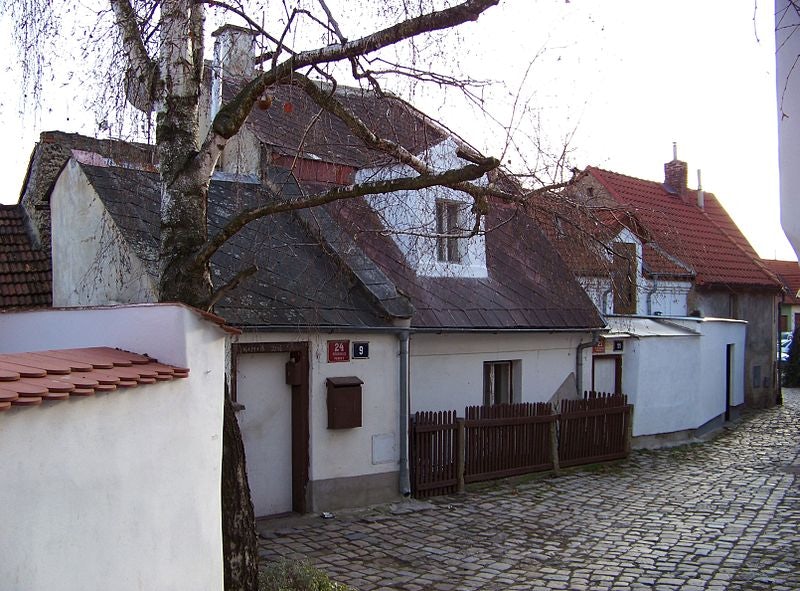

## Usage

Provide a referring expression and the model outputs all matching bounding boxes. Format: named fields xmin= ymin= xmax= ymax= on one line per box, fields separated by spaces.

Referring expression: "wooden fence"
xmin=410 ymin=392 xmax=633 ymax=498
xmin=558 ymin=393 xmax=632 ymax=467
xmin=464 ymin=402 xmax=556 ymax=484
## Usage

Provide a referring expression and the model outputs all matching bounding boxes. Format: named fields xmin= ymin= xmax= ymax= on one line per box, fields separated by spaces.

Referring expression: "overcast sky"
xmin=0 ymin=1 xmax=794 ymax=260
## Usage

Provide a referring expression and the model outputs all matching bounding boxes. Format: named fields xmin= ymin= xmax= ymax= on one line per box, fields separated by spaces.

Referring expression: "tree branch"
xmin=110 ymin=0 xmax=159 ymax=112
xmin=207 ymin=264 xmax=258 ymax=310
xmin=192 ymin=159 xmax=499 ymax=270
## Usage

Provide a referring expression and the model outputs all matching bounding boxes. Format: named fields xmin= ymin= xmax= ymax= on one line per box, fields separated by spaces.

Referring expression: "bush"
xmin=783 ymin=327 xmax=800 ymax=387
xmin=259 ymin=560 xmax=353 ymax=591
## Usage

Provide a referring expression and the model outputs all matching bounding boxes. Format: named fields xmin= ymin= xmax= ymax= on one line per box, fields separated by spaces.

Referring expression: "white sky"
xmin=0 ymin=0 xmax=795 ymax=260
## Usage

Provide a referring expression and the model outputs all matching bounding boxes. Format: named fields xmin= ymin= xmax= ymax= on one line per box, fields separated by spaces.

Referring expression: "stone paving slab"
xmin=258 ymin=390 xmax=800 ymax=590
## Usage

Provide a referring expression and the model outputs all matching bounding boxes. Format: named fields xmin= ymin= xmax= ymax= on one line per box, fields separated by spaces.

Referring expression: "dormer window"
xmin=436 ymin=200 xmax=465 ymax=263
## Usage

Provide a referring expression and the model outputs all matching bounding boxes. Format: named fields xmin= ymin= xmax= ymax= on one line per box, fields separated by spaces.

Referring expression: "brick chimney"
xmin=664 ymin=142 xmax=688 ymax=198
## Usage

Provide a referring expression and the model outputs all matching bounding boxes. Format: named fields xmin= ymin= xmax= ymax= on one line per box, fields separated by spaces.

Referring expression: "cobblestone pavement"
xmin=258 ymin=389 xmax=800 ymax=590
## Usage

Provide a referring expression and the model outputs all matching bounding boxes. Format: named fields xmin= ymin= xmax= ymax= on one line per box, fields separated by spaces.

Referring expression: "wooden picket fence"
xmin=464 ymin=402 xmax=556 ymax=484
xmin=410 ymin=392 xmax=632 ymax=499
xmin=558 ymin=393 xmax=632 ymax=467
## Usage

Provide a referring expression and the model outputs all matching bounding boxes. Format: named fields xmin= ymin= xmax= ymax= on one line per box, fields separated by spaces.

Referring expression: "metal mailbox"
xmin=326 ymin=376 xmax=363 ymax=429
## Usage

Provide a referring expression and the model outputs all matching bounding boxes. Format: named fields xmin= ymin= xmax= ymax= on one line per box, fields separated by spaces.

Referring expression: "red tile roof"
xmin=0 ymin=347 xmax=189 ymax=411
xmin=763 ymin=259 xmax=800 ymax=305
xmin=0 ymin=205 xmax=51 ymax=309
xmin=586 ymin=167 xmax=781 ymax=290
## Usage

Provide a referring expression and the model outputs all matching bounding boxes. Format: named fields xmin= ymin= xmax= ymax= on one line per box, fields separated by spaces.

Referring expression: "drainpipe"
xmin=576 ymin=331 xmax=601 ymax=396
xmin=397 ymin=326 xmax=411 ymax=496
xmin=646 ymin=275 xmax=659 ymax=315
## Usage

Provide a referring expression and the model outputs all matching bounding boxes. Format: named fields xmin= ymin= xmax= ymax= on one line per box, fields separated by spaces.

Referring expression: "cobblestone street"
xmin=258 ymin=389 xmax=800 ymax=590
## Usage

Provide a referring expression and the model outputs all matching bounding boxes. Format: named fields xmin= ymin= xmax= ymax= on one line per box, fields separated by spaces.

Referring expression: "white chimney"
xmin=697 ymin=169 xmax=704 ymax=209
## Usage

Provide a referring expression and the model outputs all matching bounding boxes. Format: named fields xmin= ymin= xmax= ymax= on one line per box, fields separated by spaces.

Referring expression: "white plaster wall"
xmin=622 ymin=335 xmax=701 ymax=436
xmin=673 ymin=318 xmax=746 ymax=410
xmin=623 ymin=318 xmax=745 ymax=436
xmin=409 ymin=332 xmax=588 ymax=411
xmin=356 ymin=137 xmax=488 ymax=278
xmin=237 ymin=331 xmax=401 ymax=484
xmin=0 ymin=305 xmax=226 ymax=591
xmin=777 ymin=0 xmax=800 ymax=257
xmin=641 ymin=279 xmax=691 ymax=316
xmin=50 ymin=160 xmax=157 ymax=307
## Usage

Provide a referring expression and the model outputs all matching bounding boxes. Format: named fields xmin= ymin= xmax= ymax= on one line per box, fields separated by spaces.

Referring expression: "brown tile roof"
xmin=0 ymin=347 xmax=188 ymax=411
xmin=763 ymin=259 xmax=800 ymax=304
xmin=0 ymin=205 xmax=51 ymax=309
xmin=228 ymin=79 xmax=451 ymax=168
xmin=586 ymin=167 xmax=781 ymax=290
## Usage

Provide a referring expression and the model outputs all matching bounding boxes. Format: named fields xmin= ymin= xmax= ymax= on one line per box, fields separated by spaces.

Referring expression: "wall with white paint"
xmin=616 ymin=317 xmax=745 ymax=437
xmin=409 ymin=332 xmax=591 ymax=411
xmin=777 ymin=0 xmax=800 ymax=258
xmin=357 ymin=137 xmax=488 ymax=278
xmin=50 ymin=159 xmax=157 ymax=307
xmin=0 ymin=304 xmax=226 ymax=591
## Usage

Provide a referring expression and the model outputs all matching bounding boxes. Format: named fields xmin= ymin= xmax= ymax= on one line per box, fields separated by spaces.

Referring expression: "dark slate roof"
xmin=227 ymin=79 xmax=450 ymax=168
xmin=327 ymin=198 xmax=604 ymax=331
xmin=79 ymin=163 xmax=398 ymax=329
xmin=0 ymin=205 xmax=51 ymax=309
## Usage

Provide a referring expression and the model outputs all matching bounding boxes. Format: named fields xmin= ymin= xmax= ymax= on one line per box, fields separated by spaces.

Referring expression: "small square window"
xmin=436 ymin=200 xmax=464 ymax=263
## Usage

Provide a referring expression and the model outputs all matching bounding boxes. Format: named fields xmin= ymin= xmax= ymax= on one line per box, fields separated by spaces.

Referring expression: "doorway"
xmin=231 ymin=342 xmax=309 ymax=516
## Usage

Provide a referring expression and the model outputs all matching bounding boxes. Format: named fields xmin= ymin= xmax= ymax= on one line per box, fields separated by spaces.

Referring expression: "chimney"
xmin=696 ymin=169 xmax=704 ymax=209
xmin=664 ymin=142 xmax=688 ymax=198
xmin=212 ymin=25 xmax=257 ymax=80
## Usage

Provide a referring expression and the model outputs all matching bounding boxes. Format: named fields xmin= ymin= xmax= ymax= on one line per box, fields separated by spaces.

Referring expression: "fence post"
xmin=549 ymin=415 xmax=561 ymax=476
xmin=456 ymin=418 xmax=465 ymax=493
xmin=624 ymin=405 xmax=633 ymax=455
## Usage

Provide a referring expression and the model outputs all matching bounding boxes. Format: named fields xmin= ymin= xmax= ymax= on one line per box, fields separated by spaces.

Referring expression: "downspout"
xmin=646 ymin=274 xmax=659 ymax=315
xmin=398 ymin=326 xmax=411 ymax=496
xmin=576 ymin=331 xmax=601 ymax=396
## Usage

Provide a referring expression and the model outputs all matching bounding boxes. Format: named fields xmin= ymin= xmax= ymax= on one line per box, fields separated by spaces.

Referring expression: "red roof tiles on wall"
xmin=0 ymin=347 xmax=189 ymax=411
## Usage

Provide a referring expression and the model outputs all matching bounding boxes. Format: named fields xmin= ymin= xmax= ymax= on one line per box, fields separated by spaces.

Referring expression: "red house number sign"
xmin=327 ymin=339 xmax=350 ymax=363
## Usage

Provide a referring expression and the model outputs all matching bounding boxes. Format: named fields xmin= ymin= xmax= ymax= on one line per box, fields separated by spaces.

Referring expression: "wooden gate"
xmin=409 ymin=410 xmax=458 ymax=498
xmin=558 ymin=392 xmax=632 ymax=467
xmin=464 ymin=402 xmax=556 ymax=484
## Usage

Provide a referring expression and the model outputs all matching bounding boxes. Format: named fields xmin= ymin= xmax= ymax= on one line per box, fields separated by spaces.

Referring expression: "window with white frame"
xmin=483 ymin=360 xmax=519 ymax=405
xmin=435 ymin=199 xmax=465 ymax=263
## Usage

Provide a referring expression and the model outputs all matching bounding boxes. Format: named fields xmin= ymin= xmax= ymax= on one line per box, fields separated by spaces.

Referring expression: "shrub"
xmin=259 ymin=559 xmax=353 ymax=591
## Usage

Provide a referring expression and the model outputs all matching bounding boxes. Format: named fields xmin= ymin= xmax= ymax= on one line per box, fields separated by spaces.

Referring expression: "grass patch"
xmin=260 ymin=559 xmax=354 ymax=591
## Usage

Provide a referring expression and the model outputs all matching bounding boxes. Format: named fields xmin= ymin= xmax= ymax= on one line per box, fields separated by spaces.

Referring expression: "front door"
xmin=237 ymin=352 xmax=294 ymax=517
xmin=592 ymin=355 xmax=622 ymax=394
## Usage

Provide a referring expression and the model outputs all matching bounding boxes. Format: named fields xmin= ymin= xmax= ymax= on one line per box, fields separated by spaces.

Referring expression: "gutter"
xmin=234 ymin=324 xmax=605 ymax=335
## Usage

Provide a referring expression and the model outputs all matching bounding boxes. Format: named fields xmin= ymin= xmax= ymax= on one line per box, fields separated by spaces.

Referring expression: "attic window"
xmin=435 ymin=200 xmax=465 ymax=263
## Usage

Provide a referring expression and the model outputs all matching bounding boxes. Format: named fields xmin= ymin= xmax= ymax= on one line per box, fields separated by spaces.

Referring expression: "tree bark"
xmin=221 ymin=396 xmax=260 ymax=591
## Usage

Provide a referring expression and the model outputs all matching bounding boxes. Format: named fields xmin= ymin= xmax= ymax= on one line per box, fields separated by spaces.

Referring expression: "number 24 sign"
xmin=327 ymin=340 xmax=350 ymax=363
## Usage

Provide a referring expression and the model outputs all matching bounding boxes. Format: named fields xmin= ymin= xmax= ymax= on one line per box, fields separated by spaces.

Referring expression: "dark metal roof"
xmin=327 ymin=198 xmax=604 ymax=331
xmin=79 ymin=163 xmax=396 ymax=329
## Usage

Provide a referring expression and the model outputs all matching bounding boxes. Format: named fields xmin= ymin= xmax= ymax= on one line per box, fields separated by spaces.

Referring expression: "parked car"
xmin=781 ymin=340 xmax=792 ymax=363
